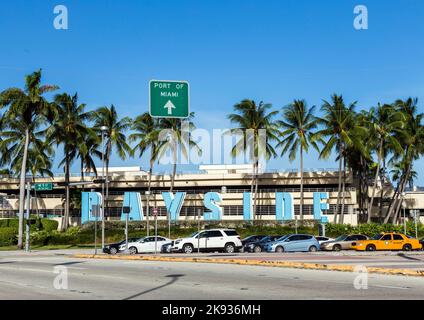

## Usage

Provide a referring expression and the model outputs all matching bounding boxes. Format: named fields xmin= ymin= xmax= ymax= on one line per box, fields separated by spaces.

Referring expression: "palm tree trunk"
xmin=81 ymin=159 xmax=85 ymax=182
xmin=64 ymin=153 xmax=70 ymax=231
xmin=32 ymin=177 xmax=40 ymax=217
xmin=367 ymin=141 xmax=382 ymax=223
xmin=105 ymin=142 xmax=111 ymax=218
xmin=385 ymin=172 xmax=405 ymax=224
xmin=17 ymin=128 xmax=30 ymax=249
xmin=170 ymin=144 xmax=177 ymax=193
xmin=299 ymin=146 xmax=304 ymax=221
xmin=335 ymin=147 xmax=343 ymax=223
xmin=340 ymin=156 xmax=346 ymax=224
xmin=392 ymin=166 xmax=410 ymax=224
xmin=379 ymin=158 xmax=386 ymax=219
xmin=253 ymin=161 xmax=259 ymax=221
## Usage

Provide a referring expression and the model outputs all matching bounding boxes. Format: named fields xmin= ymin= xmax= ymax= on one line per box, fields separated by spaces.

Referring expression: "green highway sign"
xmin=33 ymin=183 xmax=53 ymax=191
xmin=149 ymin=80 xmax=190 ymax=118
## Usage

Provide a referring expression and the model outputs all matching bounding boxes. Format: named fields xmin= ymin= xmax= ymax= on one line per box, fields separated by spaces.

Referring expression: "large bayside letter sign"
xmin=149 ymin=80 xmax=190 ymax=118
xmin=82 ymin=191 xmax=329 ymax=223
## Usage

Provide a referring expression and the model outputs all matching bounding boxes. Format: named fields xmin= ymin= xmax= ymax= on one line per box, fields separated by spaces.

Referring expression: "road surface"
xmin=0 ymin=250 xmax=424 ymax=299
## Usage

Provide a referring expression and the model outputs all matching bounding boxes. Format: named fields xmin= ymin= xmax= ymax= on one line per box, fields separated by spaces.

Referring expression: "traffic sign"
xmin=149 ymin=80 xmax=190 ymax=118
xmin=33 ymin=183 xmax=53 ymax=191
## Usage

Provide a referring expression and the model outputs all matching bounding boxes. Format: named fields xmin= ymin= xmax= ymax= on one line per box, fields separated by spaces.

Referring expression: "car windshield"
xmin=276 ymin=235 xmax=289 ymax=241
xmin=259 ymin=236 xmax=271 ymax=243
xmin=190 ymin=232 xmax=199 ymax=238
xmin=371 ymin=234 xmax=383 ymax=240
xmin=335 ymin=235 xmax=347 ymax=241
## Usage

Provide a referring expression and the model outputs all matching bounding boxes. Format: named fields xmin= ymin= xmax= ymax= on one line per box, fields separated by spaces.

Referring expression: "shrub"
xmin=41 ymin=219 xmax=59 ymax=232
xmin=0 ymin=227 xmax=17 ymax=246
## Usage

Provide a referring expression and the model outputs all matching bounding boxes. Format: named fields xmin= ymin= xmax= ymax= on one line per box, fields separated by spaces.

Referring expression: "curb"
xmin=73 ymin=254 xmax=424 ymax=277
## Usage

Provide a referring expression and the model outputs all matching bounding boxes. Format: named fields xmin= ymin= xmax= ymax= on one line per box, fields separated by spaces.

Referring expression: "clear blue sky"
xmin=0 ymin=0 xmax=423 ymax=183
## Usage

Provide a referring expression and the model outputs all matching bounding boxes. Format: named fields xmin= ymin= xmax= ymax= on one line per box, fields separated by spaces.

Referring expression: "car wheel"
xmin=333 ymin=244 xmax=342 ymax=252
xmin=254 ymin=246 xmax=262 ymax=253
xmin=224 ymin=243 xmax=235 ymax=253
xmin=129 ymin=246 xmax=138 ymax=255
xmin=275 ymin=246 xmax=284 ymax=253
xmin=183 ymin=244 xmax=194 ymax=254
xmin=309 ymin=246 xmax=318 ymax=252
xmin=109 ymin=247 xmax=118 ymax=255
xmin=402 ymin=244 xmax=412 ymax=252
xmin=366 ymin=244 xmax=376 ymax=252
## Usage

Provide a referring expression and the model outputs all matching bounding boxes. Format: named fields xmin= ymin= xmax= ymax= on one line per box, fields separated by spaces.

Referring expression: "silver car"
xmin=320 ymin=234 xmax=368 ymax=251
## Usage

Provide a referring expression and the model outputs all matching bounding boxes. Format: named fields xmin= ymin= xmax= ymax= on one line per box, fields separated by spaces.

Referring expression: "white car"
xmin=120 ymin=236 xmax=171 ymax=254
xmin=172 ymin=229 xmax=242 ymax=254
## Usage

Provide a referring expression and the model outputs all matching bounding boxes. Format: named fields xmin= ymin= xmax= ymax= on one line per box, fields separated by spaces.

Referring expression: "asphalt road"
xmin=1 ymin=250 xmax=424 ymax=299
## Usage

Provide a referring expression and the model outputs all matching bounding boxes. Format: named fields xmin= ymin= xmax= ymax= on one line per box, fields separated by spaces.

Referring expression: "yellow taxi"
xmin=352 ymin=232 xmax=422 ymax=251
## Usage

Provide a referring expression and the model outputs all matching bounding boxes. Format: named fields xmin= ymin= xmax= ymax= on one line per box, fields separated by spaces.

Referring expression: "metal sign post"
xmin=92 ymin=204 xmax=101 ymax=255
xmin=153 ymin=207 xmax=158 ymax=255
xmin=197 ymin=208 xmax=201 ymax=254
xmin=122 ymin=206 xmax=131 ymax=253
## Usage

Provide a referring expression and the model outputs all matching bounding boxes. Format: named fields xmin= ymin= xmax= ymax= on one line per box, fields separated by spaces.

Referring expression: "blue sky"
xmin=0 ymin=0 xmax=423 ymax=183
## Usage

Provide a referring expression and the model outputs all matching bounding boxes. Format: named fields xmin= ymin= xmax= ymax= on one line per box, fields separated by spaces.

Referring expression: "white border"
xmin=149 ymin=79 xmax=190 ymax=119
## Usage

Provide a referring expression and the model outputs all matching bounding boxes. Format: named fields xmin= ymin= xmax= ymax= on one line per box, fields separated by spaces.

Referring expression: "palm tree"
xmin=0 ymin=70 xmax=58 ymax=248
xmin=0 ymin=117 xmax=54 ymax=216
xmin=91 ymin=105 xmax=132 ymax=214
xmin=47 ymin=93 xmax=93 ymax=230
xmin=384 ymin=98 xmax=424 ymax=224
xmin=277 ymin=100 xmax=321 ymax=220
xmin=227 ymin=100 xmax=279 ymax=220
xmin=129 ymin=113 xmax=163 ymax=234
xmin=317 ymin=94 xmax=366 ymax=223
xmin=78 ymin=134 xmax=101 ymax=181
xmin=157 ymin=113 xmax=201 ymax=193
xmin=365 ymin=104 xmax=404 ymax=222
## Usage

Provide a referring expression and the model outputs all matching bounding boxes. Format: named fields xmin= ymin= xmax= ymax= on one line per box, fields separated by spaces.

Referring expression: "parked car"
xmin=161 ymin=241 xmax=173 ymax=253
xmin=240 ymin=235 xmax=267 ymax=252
xmin=420 ymin=238 xmax=424 ymax=251
xmin=264 ymin=234 xmax=320 ymax=253
xmin=244 ymin=235 xmax=284 ymax=253
xmin=172 ymin=229 xmax=242 ymax=253
xmin=352 ymin=233 xmax=422 ymax=251
xmin=241 ymin=235 xmax=267 ymax=246
xmin=103 ymin=237 xmax=142 ymax=255
xmin=121 ymin=236 xmax=172 ymax=254
xmin=320 ymin=234 xmax=368 ymax=251
xmin=315 ymin=236 xmax=335 ymax=244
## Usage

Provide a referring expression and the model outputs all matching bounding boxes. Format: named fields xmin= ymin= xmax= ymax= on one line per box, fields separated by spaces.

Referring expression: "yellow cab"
xmin=352 ymin=232 xmax=422 ymax=251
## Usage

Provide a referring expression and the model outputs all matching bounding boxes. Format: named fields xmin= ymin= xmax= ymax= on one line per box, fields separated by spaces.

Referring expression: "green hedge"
xmin=1 ymin=221 xmax=423 ymax=247
xmin=0 ymin=227 xmax=17 ymax=246
xmin=0 ymin=218 xmax=58 ymax=232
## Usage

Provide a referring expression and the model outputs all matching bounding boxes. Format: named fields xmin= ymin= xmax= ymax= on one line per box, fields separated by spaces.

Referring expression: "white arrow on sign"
xmin=164 ymin=100 xmax=176 ymax=115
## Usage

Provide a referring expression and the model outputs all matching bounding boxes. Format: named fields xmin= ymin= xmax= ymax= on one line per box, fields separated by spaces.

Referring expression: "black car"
xmin=244 ymin=235 xmax=284 ymax=253
xmin=241 ymin=235 xmax=267 ymax=245
xmin=103 ymin=238 xmax=141 ymax=255
xmin=420 ymin=238 xmax=424 ymax=251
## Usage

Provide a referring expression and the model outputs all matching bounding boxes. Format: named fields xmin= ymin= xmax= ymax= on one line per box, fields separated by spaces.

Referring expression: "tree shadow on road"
xmin=397 ymin=253 xmax=424 ymax=261
xmin=123 ymin=274 xmax=185 ymax=300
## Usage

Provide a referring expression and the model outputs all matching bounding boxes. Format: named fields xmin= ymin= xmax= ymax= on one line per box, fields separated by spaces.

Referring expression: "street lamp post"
xmin=145 ymin=191 xmax=151 ymax=236
xmin=100 ymin=126 xmax=108 ymax=251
